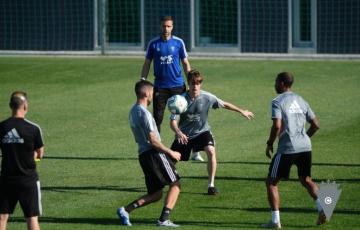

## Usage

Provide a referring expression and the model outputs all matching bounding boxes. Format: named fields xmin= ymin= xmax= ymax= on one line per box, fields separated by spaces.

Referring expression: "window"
xmin=195 ymin=0 xmax=238 ymax=47
xmin=108 ymin=0 xmax=141 ymax=45
xmin=292 ymin=0 xmax=316 ymax=48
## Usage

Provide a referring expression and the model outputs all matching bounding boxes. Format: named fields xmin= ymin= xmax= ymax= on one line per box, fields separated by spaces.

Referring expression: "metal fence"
xmin=0 ymin=0 xmax=359 ymax=58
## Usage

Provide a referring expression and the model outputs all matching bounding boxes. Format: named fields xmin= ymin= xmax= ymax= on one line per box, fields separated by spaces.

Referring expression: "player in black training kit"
xmin=0 ymin=91 xmax=44 ymax=230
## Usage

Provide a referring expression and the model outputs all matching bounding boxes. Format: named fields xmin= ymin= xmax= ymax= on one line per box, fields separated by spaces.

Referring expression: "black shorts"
xmin=171 ymin=131 xmax=215 ymax=161
xmin=0 ymin=180 xmax=42 ymax=218
xmin=139 ymin=149 xmax=180 ymax=194
xmin=268 ymin=151 xmax=312 ymax=179
xmin=153 ymin=85 xmax=186 ymax=131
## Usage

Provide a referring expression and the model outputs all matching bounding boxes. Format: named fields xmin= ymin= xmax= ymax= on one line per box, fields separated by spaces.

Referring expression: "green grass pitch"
xmin=0 ymin=57 xmax=359 ymax=229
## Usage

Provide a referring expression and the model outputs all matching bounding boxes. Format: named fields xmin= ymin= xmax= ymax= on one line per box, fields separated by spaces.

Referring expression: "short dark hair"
xmin=135 ymin=80 xmax=154 ymax=98
xmin=276 ymin=72 xmax=294 ymax=87
xmin=9 ymin=91 xmax=28 ymax=110
xmin=160 ymin=15 xmax=173 ymax=22
xmin=187 ymin=69 xmax=203 ymax=84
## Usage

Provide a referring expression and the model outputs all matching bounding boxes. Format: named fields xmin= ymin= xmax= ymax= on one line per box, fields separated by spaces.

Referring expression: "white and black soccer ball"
xmin=167 ymin=95 xmax=188 ymax=114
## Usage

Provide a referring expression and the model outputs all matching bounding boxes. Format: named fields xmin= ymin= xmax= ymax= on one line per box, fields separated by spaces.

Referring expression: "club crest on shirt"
xmin=186 ymin=114 xmax=200 ymax=122
xmin=160 ymin=55 xmax=174 ymax=65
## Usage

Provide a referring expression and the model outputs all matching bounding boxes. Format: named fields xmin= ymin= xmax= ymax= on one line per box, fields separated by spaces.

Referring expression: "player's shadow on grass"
xmin=218 ymin=161 xmax=360 ymax=167
xmin=175 ymin=220 xmax=266 ymax=228
xmin=178 ymin=219 xmax=315 ymax=228
xmin=10 ymin=217 xmax=263 ymax=228
xmin=44 ymin=156 xmax=137 ymax=161
xmin=245 ymin=207 xmax=360 ymax=215
xmin=133 ymin=218 xmax=267 ymax=228
xmin=199 ymin=206 xmax=359 ymax=228
xmin=132 ymin=218 xmax=264 ymax=228
xmin=9 ymin=216 xmax=260 ymax=229
xmin=42 ymin=185 xmax=145 ymax=193
xmin=183 ymin=175 xmax=265 ymax=182
xmin=182 ymin=176 xmax=360 ymax=184
xmin=9 ymin=216 xmax=121 ymax=226
xmin=202 ymin=206 xmax=360 ymax=215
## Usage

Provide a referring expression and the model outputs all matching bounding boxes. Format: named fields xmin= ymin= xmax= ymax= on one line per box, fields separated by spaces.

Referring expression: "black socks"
xmin=159 ymin=207 xmax=172 ymax=222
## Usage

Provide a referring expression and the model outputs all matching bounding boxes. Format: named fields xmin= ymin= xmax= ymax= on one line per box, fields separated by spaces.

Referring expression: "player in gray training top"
xmin=117 ymin=80 xmax=181 ymax=227
xmin=170 ymin=69 xmax=254 ymax=195
xmin=263 ymin=72 xmax=326 ymax=229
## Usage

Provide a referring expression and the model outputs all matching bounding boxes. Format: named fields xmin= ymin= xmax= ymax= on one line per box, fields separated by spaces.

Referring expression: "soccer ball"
xmin=167 ymin=95 xmax=188 ymax=114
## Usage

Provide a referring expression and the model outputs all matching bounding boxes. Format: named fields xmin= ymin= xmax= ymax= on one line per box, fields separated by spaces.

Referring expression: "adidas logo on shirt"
xmin=2 ymin=128 xmax=24 ymax=144
xmin=289 ymin=100 xmax=303 ymax=114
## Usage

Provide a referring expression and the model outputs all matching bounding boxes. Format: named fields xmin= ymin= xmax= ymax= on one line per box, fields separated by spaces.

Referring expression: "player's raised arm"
xmin=223 ymin=101 xmax=254 ymax=120
xmin=148 ymin=131 xmax=181 ymax=161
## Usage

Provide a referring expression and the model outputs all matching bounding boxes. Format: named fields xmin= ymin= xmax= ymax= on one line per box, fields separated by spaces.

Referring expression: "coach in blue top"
xmin=140 ymin=15 xmax=191 ymax=133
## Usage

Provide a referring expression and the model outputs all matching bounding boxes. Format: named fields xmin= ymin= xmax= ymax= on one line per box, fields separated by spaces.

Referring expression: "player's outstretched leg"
xmin=262 ymin=177 xmax=282 ymax=229
xmin=156 ymin=181 xmax=181 ymax=227
xmin=299 ymin=176 xmax=328 ymax=225
xmin=204 ymin=146 xmax=218 ymax=195
xmin=117 ymin=190 xmax=163 ymax=226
